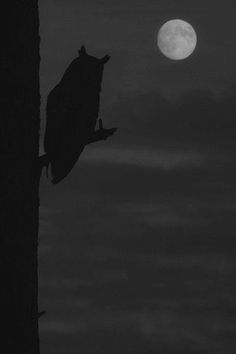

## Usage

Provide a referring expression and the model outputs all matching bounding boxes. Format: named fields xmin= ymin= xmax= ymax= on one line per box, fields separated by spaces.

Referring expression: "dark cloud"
xmin=39 ymin=150 xmax=236 ymax=353
xmin=108 ymin=87 xmax=236 ymax=152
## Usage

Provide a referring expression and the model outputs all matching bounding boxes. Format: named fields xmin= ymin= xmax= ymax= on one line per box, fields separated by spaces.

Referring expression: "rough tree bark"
xmin=0 ymin=1 xmax=40 ymax=353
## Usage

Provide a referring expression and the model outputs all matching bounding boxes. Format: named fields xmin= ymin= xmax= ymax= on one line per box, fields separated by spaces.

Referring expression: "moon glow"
xmin=157 ymin=19 xmax=197 ymax=60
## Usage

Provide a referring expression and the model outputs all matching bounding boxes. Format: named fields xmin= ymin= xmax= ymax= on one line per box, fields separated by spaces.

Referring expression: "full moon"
xmin=157 ymin=19 xmax=197 ymax=60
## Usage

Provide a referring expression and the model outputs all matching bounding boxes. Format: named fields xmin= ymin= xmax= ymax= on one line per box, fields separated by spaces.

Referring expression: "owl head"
xmin=61 ymin=45 xmax=110 ymax=93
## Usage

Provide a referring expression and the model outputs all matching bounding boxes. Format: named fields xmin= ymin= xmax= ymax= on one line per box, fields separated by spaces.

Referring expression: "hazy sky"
xmin=40 ymin=0 xmax=236 ymax=99
xmin=39 ymin=1 xmax=236 ymax=353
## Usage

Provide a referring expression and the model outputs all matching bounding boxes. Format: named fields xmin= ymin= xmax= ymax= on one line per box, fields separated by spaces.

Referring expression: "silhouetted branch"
xmin=38 ymin=311 xmax=46 ymax=318
xmin=86 ymin=118 xmax=117 ymax=144
xmin=38 ymin=154 xmax=50 ymax=177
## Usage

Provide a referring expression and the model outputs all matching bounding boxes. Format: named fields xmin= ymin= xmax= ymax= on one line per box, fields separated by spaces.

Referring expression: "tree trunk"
xmin=0 ymin=1 xmax=40 ymax=353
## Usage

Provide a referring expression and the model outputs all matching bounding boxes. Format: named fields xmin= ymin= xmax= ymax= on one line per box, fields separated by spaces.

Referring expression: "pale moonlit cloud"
xmin=82 ymin=146 xmax=206 ymax=169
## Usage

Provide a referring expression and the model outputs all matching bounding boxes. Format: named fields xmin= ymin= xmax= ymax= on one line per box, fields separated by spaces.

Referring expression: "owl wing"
xmin=44 ymin=85 xmax=89 ymax=184
xmin=44 ymin=64 xmax=103 ymax=184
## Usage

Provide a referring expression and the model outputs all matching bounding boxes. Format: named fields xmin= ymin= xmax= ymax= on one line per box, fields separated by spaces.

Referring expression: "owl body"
xmin=44 ymin=46 xmax=110 ymax=184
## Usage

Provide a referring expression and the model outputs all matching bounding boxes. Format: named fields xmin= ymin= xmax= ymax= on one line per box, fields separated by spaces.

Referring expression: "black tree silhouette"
xmin=1 ymin=1 xmax=40 ymax=353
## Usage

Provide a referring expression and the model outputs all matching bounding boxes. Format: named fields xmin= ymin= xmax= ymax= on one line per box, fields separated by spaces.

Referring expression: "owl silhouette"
xmin=40 ymin=45 xmax=116 ymax=184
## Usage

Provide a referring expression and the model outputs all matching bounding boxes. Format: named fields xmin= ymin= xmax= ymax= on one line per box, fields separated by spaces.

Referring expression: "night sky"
xmin=39 ymin=1 xmax=236 ymax=353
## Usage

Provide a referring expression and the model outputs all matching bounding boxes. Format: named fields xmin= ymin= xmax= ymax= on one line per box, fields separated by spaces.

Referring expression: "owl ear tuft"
xmin=78 ymin=45 xmax=87 ymax=57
